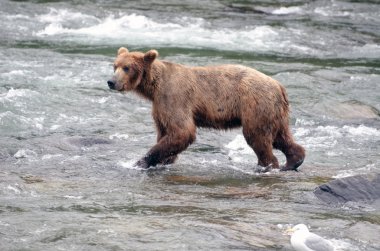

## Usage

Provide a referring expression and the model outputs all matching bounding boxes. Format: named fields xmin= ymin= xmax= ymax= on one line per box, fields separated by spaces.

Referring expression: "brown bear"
xmin=107 ymin=47 xmax=305 ymax=171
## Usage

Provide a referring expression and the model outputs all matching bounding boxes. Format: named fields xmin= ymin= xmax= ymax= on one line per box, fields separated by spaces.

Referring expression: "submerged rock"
xmin=328 ymin=100 xmax=379 ymax=119
xmin=67 ymin=137 xmax=112 ymax=147
xmin=343 ymin=222 xmax=380 ymax=248
xmin=314 ymin=174 xmax=380 ymax=205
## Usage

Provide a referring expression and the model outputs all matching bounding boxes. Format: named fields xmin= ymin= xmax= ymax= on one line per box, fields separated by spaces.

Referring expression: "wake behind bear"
xmin=107 ymin=47 xmax=305 ymax=172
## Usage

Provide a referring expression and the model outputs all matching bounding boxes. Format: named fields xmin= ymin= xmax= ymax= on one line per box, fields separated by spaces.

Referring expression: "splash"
xmin=34 ymin=9 xmax=312 ymax=55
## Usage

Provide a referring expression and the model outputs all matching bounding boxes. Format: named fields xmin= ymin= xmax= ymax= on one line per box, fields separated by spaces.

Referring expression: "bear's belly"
xmin=193 ymin=112 xmax=241 ymax=129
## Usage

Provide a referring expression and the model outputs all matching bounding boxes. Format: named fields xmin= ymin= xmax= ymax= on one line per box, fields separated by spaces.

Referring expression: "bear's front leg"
xmin=155 ymin=122 xmax=178 ymax=165
xmin=136 ymin=129 xmax=196 ymax=169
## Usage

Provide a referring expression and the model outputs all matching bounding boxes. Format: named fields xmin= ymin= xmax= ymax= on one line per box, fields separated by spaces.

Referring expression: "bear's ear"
xmin=143 ymin=50 xmax=158 ymax=64
xmin=118 ymin=47 xmax=129 ymax=55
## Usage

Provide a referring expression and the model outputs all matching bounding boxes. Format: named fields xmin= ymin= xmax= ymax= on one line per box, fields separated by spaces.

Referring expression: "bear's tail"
xmin=279 ymin=84 xmax=289 ymax=108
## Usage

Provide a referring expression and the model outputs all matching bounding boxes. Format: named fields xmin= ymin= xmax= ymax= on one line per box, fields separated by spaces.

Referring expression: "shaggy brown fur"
xmin=107 ymin=47 xmax=305 ymax=171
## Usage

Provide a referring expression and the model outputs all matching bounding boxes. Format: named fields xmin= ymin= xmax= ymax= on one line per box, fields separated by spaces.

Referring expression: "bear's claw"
xmin=280 ymin=157 xmax=304 ymax=171
xmin=135 ymin=159 xmax=150 ymax=169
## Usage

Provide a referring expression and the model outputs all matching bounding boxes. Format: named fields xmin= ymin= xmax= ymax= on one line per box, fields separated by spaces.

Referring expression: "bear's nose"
xmin=107 ymin=80 xmax=116 ymax=90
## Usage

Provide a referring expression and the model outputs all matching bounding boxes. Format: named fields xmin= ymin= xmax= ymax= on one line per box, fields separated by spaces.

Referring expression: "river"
xmin=0 ymin=0 xmax=379 ymax=250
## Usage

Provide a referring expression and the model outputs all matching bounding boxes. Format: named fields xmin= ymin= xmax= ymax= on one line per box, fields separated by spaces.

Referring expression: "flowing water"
xmin=1 ymin=0 xmax=380 ymax=250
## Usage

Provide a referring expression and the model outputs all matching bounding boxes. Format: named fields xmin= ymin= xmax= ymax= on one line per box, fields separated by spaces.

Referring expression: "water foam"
xmin=314 ymin=7 xmax=350 ymax=17
xmin=42 ymin=154 xmax=63 ymax=160
xmin=118 ymin=160 xmax=141 ymax=170
xmin=343 ymin=125 xmax=380 ymax=137
xmin=7 ymin=184 xmax=22 ymax=194
xmin=63 ymin=195 xmax=84 ymax=200
xmin=37 ymin=8 xmax=99 ymax=24
xmin=5 ymin=14 xmax=30 ymax=20
xmin=272 ymin=6 xmax=303 ymax=15
xmin=225 ymin=135 xmax=251 ymax=154
xmin=0 ymin=111 xmax=45 ymax=131
xmin=333 ymin=164 xmax=378 ymax=179
xmin=225 ymin=135 xmax=252 ymax=163
xmin=1 ymin=70 xmax=30 ymax=78
xmin=34 ymin=9 xmax=312 ymax=55
xmin=109 ymin=133 xmax=129 ymax=140
xmin=0 ymin=88 xmax=37 ymax=100
xmin=36 ymin=11 xmax=183 ymax=37
xmin=14 ymin=149 xmax=38 ymax=159
xmin=294 ymin=124 xmax=380 ymax=150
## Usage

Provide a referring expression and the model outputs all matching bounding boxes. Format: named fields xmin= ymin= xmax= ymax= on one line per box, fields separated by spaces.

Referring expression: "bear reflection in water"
xmin=107 ymin=47 xmax=305 ymax=172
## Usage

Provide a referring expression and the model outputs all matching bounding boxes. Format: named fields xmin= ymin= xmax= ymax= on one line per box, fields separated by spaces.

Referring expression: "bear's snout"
xmin=107 ymin=80 xmax=116 ymax=90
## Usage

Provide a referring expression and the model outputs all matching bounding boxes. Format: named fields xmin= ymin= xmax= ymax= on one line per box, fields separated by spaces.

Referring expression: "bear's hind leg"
xmin=242 ymin=127 xmax=279 ymax=172
xmin=273 ymin=128 xmax=305 ymax=171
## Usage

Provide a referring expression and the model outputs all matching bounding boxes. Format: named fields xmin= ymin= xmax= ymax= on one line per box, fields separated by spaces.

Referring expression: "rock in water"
xmin=314 ymin=174 xmax=380 ymax=205
xmin=68 ymin=137 xmax=112 ymax=147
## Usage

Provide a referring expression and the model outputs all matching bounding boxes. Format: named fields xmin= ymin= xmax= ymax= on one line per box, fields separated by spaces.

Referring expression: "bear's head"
xmin=107 ymin=47 xmax=158 ymax=91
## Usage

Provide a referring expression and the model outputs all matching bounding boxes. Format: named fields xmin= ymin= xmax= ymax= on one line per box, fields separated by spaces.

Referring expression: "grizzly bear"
xmin=107 ymin=47 xmax=305 ymax=171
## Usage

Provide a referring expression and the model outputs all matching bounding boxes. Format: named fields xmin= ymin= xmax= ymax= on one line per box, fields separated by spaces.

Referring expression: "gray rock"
xmin=67 ymin=137 xmax=112 ymax=147
xmin=314 ymin=174 xmax=380 ymax=205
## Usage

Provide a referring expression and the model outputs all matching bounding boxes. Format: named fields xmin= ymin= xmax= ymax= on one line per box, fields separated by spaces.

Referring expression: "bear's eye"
xmin=123 ymin=66 xmax=129 ymax=73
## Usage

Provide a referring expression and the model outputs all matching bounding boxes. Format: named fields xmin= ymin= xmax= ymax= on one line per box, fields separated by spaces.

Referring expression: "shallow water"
xmin=0 ymin=0 xmax=379 ymax=250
